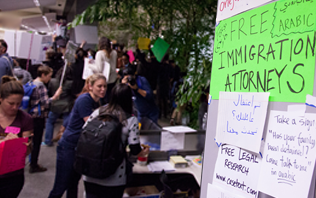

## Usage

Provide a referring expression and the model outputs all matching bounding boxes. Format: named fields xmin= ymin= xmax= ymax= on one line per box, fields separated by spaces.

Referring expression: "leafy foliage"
xmin=71 ymin=0 xmax=217 ymax=128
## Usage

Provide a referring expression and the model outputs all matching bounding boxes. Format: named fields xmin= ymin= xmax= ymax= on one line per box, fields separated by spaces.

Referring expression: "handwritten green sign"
xmin=210 ymin=0 xmax=316 ymax=102
xmin=152 ymin=38 xmax=170 ymax=62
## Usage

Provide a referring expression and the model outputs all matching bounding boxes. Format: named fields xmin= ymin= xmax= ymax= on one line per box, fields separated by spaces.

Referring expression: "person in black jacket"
xmin=71 ymin=48 xmax=87 ymax=96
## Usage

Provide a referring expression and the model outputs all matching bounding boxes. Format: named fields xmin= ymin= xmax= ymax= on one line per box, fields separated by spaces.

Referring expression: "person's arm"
xmin=77 ymin=94 xmax=97 ymax=123
xmin=80 ymin=40 xmax=86 ymax=49
xmin=110 ymin=51 xmax=117 ymax=75
xmin=38 ymin=86 xmax=62 ymax=108
xmin=136 ymin=77 xmax=154 ymax=100
xmin=131 ymin=84 xmax=147 ymax=98
xmin=128 ymin=117 xmax=149 ymax=156
xmin=37 ymin=86 xmax=51 ymax=109
xmin=83 ymin=116 xmax=89 ymax=122
xmin=22 ymin=130 xmax=33 ymax=155
xmin=0 ymin=133 xmax=18 ymax=143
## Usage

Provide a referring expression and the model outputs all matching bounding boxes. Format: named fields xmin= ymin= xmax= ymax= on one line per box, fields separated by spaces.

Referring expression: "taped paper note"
xmin=306 ymin=94 xmax=316 ymax=107
xmin=162 ymin=126 xmax=196 ymax=133
xmin=211 ymin=0 xmax=316 ymax=103
xmin=258 ymin=111 xmax=316 ymax=198
xmin=287 ymin=105 xmax=306 ymax=117
xmin=213 ymin=144 xmax=262 ymax=198
xmin=160 ymin=132 xmax=184 ymax=151
xmin=216 ymin=92 xmax=270 ymax=153
xmin=216 ymin=0 xmax=273 ymax=22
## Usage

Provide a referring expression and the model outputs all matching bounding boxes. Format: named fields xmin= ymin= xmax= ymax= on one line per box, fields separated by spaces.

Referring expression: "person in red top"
xmin=0 ymin=75 xmax=33 ymax=198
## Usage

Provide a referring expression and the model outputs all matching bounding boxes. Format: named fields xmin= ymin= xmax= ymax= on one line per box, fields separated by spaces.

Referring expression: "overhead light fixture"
xmin=33 ymin=0 xmax=40 ymax=7
xmin=20 ymin=24 xmax=37 ymax=32
xmin=42 ymin=16 xmax=52 ymax=32
xmin=21 ymin=24 xmax=29 ymax=29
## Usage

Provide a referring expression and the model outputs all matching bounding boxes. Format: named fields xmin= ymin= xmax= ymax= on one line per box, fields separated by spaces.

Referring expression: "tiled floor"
xmin=19 ymin=118 xmax=171 ymax=198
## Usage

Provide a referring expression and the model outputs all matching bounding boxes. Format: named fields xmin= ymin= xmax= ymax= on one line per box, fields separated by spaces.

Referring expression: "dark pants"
xmin=30 ymin=117 xmax=45 ymax=167
xmin=102 ymin=82 xmax=116 ymax=105
xmin=84 ymin=181 xmax=125 ymax=198
xmin=157 ymin=85 xmax=169 ymax=118
xmin=0 ymin=174 xmax=24 ymax=198
xmin=48 ymin=141 xmax=81 ymax=198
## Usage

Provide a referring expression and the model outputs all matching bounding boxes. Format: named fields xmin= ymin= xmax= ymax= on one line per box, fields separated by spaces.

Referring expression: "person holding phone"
xmin=0 ymin=76 xmax=33 ymax=198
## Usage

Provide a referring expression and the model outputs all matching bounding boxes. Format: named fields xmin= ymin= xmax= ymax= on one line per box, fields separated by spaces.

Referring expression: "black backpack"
xmin=74 ymin=113 xmax=125 ymax=179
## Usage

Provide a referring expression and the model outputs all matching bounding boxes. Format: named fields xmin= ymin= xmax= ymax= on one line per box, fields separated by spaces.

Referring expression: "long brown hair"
xmin=99 ymin=84 xmax=133 ymax=124
xmin=98 ymin=37 xmax=112 ymax=59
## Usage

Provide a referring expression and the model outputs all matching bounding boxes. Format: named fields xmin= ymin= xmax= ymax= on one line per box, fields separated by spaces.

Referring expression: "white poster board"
xmin=215 ymin=92 xmax=270 ymax=153
xmin=4 ymin=30 xmax=42 ymax=60
xmin=82 ymin=58 xmax=110 ymax=80
xmin=216 ymin=0 xmax=273 ymax=22
xmin=74 ymin=25 xmax=98 ymax=44
xmin=82 ymin=58 xmax=95 ymax=80
xmin=258 ymin=110 xmax=316 ymax=198
xmin=4 ymin=30 xmax=16 ymax=56
xmin=160 ymin=132 xmax=185 ymax=151
xmin=38 ymin=35 xmax=53 ymax=61
xmin=213 ymin=144 xmax=262 ymax=198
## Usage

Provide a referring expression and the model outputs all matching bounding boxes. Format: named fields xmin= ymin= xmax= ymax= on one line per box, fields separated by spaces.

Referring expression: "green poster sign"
xmin=152 ymin=38 xmax=170 ymax=62
xmin=210 ymin=0 xmax=316 ymax=102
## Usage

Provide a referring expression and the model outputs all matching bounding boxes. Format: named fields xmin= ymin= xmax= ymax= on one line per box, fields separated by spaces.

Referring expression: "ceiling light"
xmin=33 ymin=0 xmax=40 ymax=7
xmin=42 ymin=16 xmax=52 ymax=32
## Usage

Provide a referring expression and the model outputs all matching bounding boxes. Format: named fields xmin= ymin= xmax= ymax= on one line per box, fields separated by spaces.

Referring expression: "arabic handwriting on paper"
xmin=216 ymin=92 xmax=269 ymax=153
xmin=258 ymin=111 xmax=316 ymax=198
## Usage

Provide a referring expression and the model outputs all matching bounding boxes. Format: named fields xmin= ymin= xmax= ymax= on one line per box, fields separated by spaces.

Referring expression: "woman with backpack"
xmin=82 ymin=83 xmax=149 ymax=198
xmin=0 ymin=76 xmax=33 ymax=198
xmin=48 ymin=73 xmax=107 ymax=198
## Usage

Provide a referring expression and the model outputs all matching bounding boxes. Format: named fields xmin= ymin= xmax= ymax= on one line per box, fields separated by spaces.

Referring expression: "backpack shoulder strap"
xmin=2 ymin=56 xmax=16 ymax=78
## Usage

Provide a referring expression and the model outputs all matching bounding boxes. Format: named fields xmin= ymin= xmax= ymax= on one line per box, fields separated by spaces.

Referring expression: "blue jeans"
xmin=45 ymin=112 xmax=69 ymax=145
xmin=48 ymin=141 xmax=81 ymax=198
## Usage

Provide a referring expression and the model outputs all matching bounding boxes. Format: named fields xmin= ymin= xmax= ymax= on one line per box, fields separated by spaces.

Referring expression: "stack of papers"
xmin=162 ymin=126 xmax=196 ymax=133
xmin=147 ymin=161 xmax=176 ymax=172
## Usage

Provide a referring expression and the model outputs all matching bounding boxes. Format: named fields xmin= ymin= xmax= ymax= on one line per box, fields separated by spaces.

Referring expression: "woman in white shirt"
xmin=93 ymin=37 xmax=117 ymax=104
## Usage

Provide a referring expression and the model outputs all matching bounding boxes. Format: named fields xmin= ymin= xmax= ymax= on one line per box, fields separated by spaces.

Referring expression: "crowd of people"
xmin=0 ymin=35 xmax=185 ymax=198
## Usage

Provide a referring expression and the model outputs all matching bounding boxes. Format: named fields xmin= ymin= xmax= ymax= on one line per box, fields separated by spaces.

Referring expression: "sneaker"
xmin=29 ymin=165 xmax=47 ymax=173
xmin=41 ymin=142 xmax=53 ymax=147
